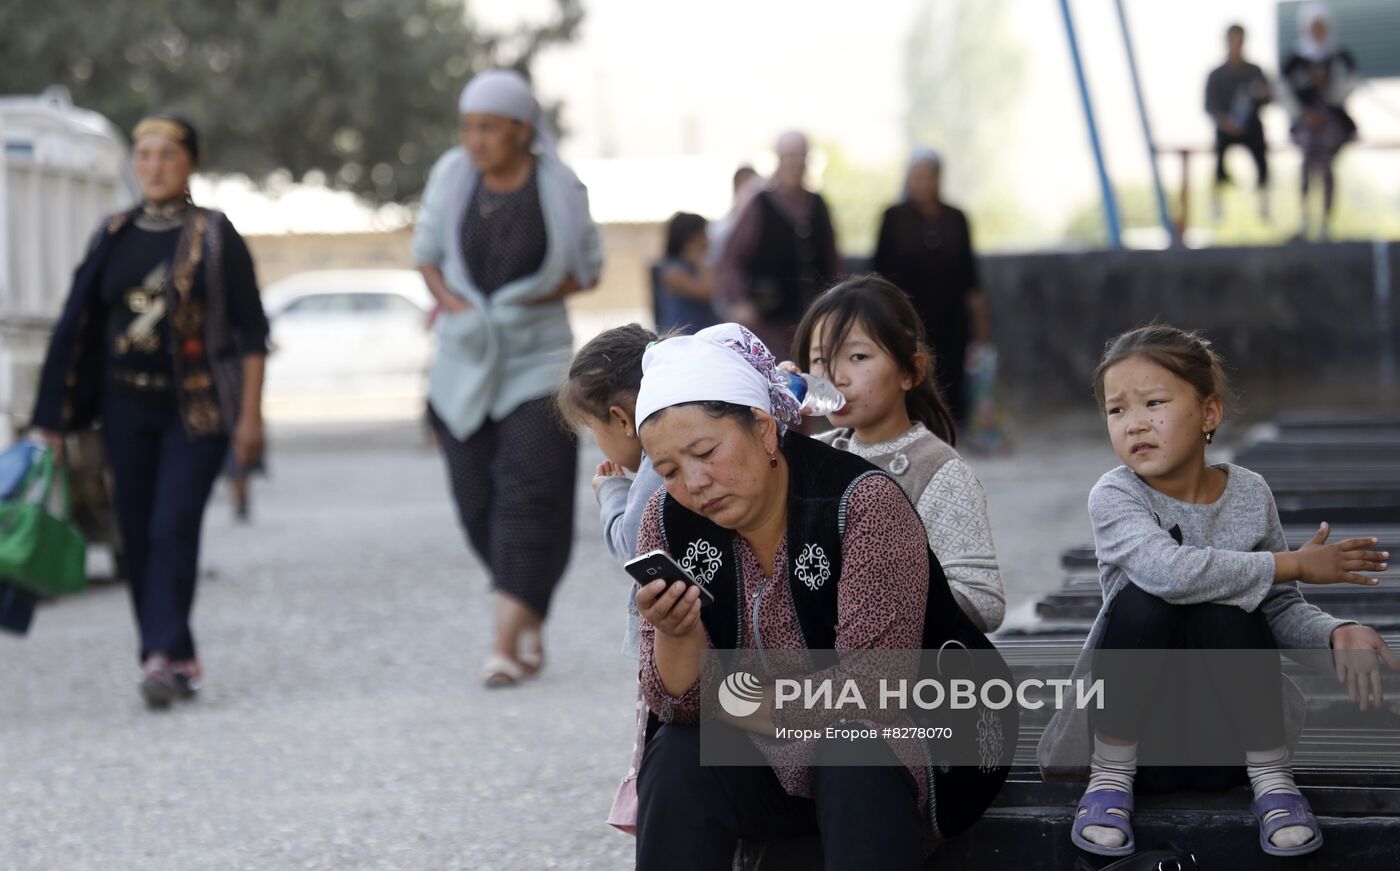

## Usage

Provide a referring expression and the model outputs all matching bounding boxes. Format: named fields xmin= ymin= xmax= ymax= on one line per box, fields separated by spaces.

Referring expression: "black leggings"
xmin=1092 ymin=583 xmax=1285 ymax=775
xmin=636 ymin=723 xmax=923 ymax=871
xmin=1215 ymin=120 xmax=1269 ymax=186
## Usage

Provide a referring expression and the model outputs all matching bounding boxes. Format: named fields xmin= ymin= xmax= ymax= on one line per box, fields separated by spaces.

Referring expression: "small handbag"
xmin=0 ymin=449 xmax=87 ymax=597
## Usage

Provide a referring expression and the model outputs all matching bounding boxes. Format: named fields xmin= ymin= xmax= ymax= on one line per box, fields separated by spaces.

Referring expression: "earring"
xmin=1205 ymin=431 xmax=1214 ymax=444
xmin=624 ymin=429 xmax=634 ymax=439
xmin=769 ymin=453 xmax=778 ymax=469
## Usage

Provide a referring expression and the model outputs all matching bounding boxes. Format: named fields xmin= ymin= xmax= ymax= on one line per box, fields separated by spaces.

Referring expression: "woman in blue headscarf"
xmin=414 ymin=69 xmax=604 ymax=688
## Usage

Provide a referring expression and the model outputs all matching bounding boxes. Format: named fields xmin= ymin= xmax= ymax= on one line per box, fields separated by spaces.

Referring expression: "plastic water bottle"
xmin=785 ymin=371 xmax=847 ymax=416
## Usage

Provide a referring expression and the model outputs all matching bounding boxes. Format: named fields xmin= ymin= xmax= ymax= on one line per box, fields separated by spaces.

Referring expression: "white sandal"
xmin=481 ymin=653 xmax=529 ymax=688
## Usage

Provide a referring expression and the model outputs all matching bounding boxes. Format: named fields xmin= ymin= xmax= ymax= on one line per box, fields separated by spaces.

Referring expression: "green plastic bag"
xmin=0 ymin=450 xmax=86 ymax=596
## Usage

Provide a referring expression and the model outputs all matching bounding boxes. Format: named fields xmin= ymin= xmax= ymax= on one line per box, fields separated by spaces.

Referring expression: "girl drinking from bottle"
xmin=788 ymin=275 xmax=1005 ymax=632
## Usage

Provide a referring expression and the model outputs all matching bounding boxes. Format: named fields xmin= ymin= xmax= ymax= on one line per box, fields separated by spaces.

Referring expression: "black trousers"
xmin=636 ymin=723 xmax=923 ymax=871
xmin=1092 ymin=583 xmax=1286 ymax=789
xmin=1214 ymin=120 xmax=1269 ymax=186
xmin=101 ymin=390 xmax=229 ymax=662
xmin=430 ymin=396 xmax=577 ymax=619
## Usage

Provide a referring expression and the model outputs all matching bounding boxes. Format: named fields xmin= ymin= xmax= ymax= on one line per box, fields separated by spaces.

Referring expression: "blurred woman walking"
xmin=413 ymin=70 xmax=603 ymax=688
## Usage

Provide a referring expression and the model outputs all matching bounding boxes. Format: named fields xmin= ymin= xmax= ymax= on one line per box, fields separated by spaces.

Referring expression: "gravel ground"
xmin=0 ymin=416 xmax=1116 ymax=870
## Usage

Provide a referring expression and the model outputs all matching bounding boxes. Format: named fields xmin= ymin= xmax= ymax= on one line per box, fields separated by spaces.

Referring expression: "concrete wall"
xmin=978 ymin=242 xmax=1400 ymax=419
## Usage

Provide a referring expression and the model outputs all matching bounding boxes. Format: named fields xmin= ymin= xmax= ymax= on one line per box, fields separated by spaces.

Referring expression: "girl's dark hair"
xmin=557 ymin=323 xmax=659 ymax=427
xmin=791 ymin=274 xmax=957 ymax=446
xmin=664 ymin=212 xmax=708 ymax=259
xmin=1092 ymin=324 xmax=1235 ymax=414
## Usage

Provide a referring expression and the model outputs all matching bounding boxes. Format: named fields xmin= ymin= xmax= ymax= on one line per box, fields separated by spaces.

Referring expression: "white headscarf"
xmin=1296 ymin=2 xmax=1336 ymax=62
xmin=903 ymin=147 xmax=942 ymax=201
xmin=458 ymin=68 xmax=559 ymax=155
xmin=635 ymin=323 xmax=803 ymax=432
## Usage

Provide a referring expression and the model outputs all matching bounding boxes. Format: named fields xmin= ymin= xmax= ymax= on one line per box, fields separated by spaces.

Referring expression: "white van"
xmin=0 ymin=86 xmax=136 ymax=445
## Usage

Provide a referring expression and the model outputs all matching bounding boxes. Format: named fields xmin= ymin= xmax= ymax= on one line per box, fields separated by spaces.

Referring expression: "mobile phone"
xmin=624 ymin=550 xmax=714 ymax=605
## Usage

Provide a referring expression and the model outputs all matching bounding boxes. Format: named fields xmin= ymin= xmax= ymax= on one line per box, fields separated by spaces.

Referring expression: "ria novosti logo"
xmin=717 ymin=672 xmax=764 ymax=717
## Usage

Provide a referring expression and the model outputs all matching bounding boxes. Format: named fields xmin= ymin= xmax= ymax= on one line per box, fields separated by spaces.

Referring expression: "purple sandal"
xmin=1252 ymin=793 xmax=1324 ymax=857
xmin=1071 ymin=789 xmax=1136 ymax=857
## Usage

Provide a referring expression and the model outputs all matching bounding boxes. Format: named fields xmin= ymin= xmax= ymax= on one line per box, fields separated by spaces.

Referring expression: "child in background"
xmin=557 ymin=323 xmax=667 ymax=834
xmin=1066 ymin=324 xmax=1394 ymax=858
xmin=651 ymin=212 xmax=718 ymax=335
xmin=789 ymin=274 xmax=1006 ymax=632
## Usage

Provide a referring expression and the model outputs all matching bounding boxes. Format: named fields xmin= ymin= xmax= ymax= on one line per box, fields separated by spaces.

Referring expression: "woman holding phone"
xmin=627 ymin=323 xmax=1006 ymax=869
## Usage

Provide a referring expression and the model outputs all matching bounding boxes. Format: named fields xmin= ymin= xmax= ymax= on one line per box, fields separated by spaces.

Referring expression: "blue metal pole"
xmin=1114 ymin=0 xmax=1177 ymax=246
xmin=1058 ymin=0 xmax=1122 ymax=248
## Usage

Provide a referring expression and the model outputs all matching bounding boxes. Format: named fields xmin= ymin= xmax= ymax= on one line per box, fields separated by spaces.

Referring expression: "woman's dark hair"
xmin=1092 ymin=324 xmax=1235 ymax=416
xmin=791 ymin=274 xmax=957 ymax=446
xmin=557 ymin=323 xmax=659 ymax=427
xmin=664 ymin=212 xmax=708 ymax=259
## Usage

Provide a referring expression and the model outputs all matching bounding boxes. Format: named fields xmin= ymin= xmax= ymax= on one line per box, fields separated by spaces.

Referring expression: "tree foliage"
xmin=904 ymin=0 xmax=1028 ymax=246
xmin=0 ymin=0 xmax=583 ymax=203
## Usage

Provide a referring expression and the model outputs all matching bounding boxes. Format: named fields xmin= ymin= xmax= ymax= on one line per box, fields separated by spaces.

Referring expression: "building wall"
xmin=979 ymin=242 xmax=1400 ymax=418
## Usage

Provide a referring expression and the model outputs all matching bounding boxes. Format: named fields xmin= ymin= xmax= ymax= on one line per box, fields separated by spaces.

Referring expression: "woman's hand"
xmin=1287 ymin=523 xmax=1388 ymax=586
xmin=636 ymin=579 xmax=704 ymax=638
xmin=527 ymin=274 xmax=586 ymax=306
xmin=592 ymin=459 xmax=626 ymax=494
xmin=440 ymin=295 xmax=473 ymax=315
xmin=233 ymin=414 xmax=265 ymax=469
xmin=777 ymin=360 xmax=803 ymax=376
xmin=1331 ymin=623 xmax=1400 ymax=711
xmin=35 ymin=430 xmax=65 ymax=464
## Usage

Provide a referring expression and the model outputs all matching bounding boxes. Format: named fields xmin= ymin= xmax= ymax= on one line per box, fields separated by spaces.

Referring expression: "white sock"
xmin=1080 ymin=738 xmax=1137 ymax=848
xmin=1247 ymin=746 xmax=1314 ymax=849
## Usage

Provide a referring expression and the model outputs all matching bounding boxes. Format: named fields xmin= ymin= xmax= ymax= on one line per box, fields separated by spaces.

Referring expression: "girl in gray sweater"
xmin=1064 ymin=325 xmax=1393 ymax=859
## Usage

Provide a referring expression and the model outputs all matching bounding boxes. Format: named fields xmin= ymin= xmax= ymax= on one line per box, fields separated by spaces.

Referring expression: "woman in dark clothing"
xmin=31 ymin=114 xmax=269 ymax=708
xmin=1282 ymin=3 xmax=1359 ymax=240
xmin=872 ymin=150 xmax=991 ymax=426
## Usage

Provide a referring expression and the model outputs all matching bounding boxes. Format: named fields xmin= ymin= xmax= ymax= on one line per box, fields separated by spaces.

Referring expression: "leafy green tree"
xmin=903 ymin=0 xmax=1028 ymax=247
xmin=0 ymin=0 xmax=583 ymax=203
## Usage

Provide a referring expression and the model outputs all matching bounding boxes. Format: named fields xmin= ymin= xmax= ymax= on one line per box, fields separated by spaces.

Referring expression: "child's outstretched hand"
xmin=1290 ymin=522 xmax=1389 ymax=585
xmin=592 ymin=460 xmax=626 ymax=494
xmin=1331 ymin=624 xmax=1400 ymax=711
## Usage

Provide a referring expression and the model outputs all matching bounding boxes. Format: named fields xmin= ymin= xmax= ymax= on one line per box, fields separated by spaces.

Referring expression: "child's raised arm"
xmin=1090 ymin=477 xmax=1276 ymax=610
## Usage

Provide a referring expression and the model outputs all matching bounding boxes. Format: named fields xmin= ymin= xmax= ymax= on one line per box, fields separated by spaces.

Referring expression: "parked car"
xmin=260 ymin=269 xmax=436 ymax=422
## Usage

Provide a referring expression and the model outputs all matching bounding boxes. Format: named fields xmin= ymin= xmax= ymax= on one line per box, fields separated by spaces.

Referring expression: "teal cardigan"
xmin=412 ymin=147 xmax=603 ymax=439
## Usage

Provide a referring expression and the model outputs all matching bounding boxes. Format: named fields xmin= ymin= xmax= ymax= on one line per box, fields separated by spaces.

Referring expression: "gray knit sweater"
xmin=1038 ymin=463 xmax=1350 ymax=772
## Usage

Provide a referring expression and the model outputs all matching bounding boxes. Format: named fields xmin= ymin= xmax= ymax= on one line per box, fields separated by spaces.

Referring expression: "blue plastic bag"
xmin=0 ymin=441 xmax=43 ymax=502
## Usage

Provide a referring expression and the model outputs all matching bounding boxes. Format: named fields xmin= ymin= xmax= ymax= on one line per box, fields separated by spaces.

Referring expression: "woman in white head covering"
xmin=626 ymin=324 xmax=1008 ymax=868
xmin=871 ymin=148 xmax=990 ymax=426
xmin=1281 ymin=3 xmax=1359 ymax=240
xmin=412 ymin=69 xmax=604 ymax=687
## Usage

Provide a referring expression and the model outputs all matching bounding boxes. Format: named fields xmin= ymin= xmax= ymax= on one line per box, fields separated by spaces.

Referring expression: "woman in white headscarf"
xmin=413 ymin=69 xmax=604 ymax=687
xmin=1281 ymin=3 xmax=1358 ymax=240
xmin=626 ymin=324 xmax=1008 ymax=869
